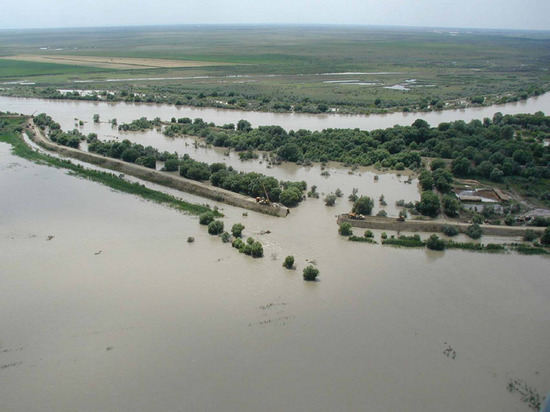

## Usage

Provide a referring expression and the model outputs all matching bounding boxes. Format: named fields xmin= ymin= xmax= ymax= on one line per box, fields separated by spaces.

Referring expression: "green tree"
xmin=250 ymin=241 xmax=264 ymax=258
xmin=452 ymin=157 xmax=472 ymax=177
xmin=416 ymin=191 xmax=440 ymax=217
xmin=279 ymin=187 xmax=302 ymax=207
xmin=430 ymin=158 xmax=446 ymax=171
xmin=283 ymin=255 xmax=295 ymax=269
xmin=93 ymin=114 xmax=100 ymax=123
xmin=442 ymin=194 xmax=460 ymax=217
xmin=352 ymin=196 xmax=374 ymax=215
xmin=231 ymin=223 xmax=245 ymax=238
xmin=208 ymin=220 xmax=224 ymax=235
xmin=339 ymin=222 xmax=353 ymax=236
xmin=541 ymin=227 xmax=550 ymax=245
xmin=442 ymin=225 xmax=459 ymax=237
xmin=199 ymin=212 xmax=216 ymax=225
xmin=466 ymin=224 xmax=482 ymax=239
xmin=163 ymin=158 xmax=179 ymax=172
xmin=236 ymin=119 xmax=252 ymax=132
xmin=303 ymin=265 xmax=319 ymax=281
xmin=325 ymin=194 xmax=337 ymax=206
xmin=426 ymin=234 xmax=446 ymax=250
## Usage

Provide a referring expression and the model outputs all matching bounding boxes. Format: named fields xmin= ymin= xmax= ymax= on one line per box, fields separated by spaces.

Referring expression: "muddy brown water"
xmin=1 ymin=95 xmax=549 ymax=411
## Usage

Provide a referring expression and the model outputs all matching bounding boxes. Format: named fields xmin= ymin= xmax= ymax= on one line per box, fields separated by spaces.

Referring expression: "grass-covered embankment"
xmin=0 ymin=116 xmax=216 ymax=216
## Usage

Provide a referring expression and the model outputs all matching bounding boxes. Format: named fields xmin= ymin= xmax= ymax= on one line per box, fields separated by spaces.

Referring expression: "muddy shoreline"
xmin=25 ymin=119 xmax=289 ymax=217
xmin=337 ymin=215 xmax=545 ymax=237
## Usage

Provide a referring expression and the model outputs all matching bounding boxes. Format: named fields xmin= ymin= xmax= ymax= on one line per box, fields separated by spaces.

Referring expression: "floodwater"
xmin=1 ymin=95 xmax=550 ymax=411
xmin=1 ymin=92 xmax=550 ymax=132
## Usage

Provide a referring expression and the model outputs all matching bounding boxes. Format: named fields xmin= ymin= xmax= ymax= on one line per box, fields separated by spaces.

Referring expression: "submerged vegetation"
xmin=0 ymin=116 xmax=215 ymax=216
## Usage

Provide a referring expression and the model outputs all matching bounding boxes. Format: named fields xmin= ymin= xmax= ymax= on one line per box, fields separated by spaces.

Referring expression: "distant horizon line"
xmin=1 ymin=23 xmax=550 ymax=34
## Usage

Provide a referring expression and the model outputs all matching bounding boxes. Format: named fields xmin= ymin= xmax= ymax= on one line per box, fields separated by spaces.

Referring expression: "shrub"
xmin=364 ymin=230 xmax=374 ymax=238
xmin=523 ymin=229 xmax=538 ymax=242
xmin=250 ymin=241 xmax=264 ymax=258
xmin=541 ymin=227 xmax=550 ymax=245
xmin=339 ymin=222 xmax=353 ymax=236
xmin=505 ymin=215 xmax=515 ymax=226
xmin=472 ymin=214 xmax=484 ymax=224
xmin=303 ymin=265 xmax=319 ymax=281
xmin=280 ymin=187 xmax=302 ymax=207
xmin=442 ymin=225 xmax=459 ymax=237
xmin=199 ymin=212 xmax=216 ymax=225
xmin=208 ymin=220 xmax=224 ymax=235
xmin=381 ymin=232 xmax=388 ymax=239
xmin=352 ymin=196 xmax=374 ymax=215
xmin=232 ymin=237 xmax=245 ymax=250
xmin=325 ymin=194 xmax=337 ymax=206
xmin=231 ymin=223 xmax=245 ymax=238
xmin=465 ymin=224 xmax=482 ymax=239
xmin=283 ymin=255 xmax=295 ymax=269
xmin=163 ymin=158 xmax=179 ymax=172
xmin=426 ymin=234 xmax=446 ymax=250
xmin=416 ymin=191 xmax=440 ymax=217
xmin=187 ymin=237 xmax=195 ymax=243
xmin=221 ymin=232 xmax=231 ymax=243
xmin=376 ymin=210 xmax=388 ymax=217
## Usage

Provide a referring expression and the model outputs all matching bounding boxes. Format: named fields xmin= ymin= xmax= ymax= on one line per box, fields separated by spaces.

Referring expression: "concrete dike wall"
xmin=337 ymin=215 xmax=545 ymax=238
xmin=27 ymin=122 xmax=289 ymax=217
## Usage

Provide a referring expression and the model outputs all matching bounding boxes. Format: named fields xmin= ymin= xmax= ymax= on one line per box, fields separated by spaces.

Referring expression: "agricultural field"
xmin=1 ymin=25 xmax=549 ymax=113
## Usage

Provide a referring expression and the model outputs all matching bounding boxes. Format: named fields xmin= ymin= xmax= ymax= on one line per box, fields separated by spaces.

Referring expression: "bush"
xmin=221 ymin=232 xmax=231 ymax=243
xmin=303 ymin=265 xmax=319 ymax=281
xmin=376 ymin=210 xmax=388 ymax=217
xmin=250 ymin=241 xmax=264 ymax=258
xmin=208 ymin=220 xmax=224 ymax=235
xmin=280 ymin=187 xmax=302 ymax=207
xmin=339 ymin=222 xmax=353 ymax=236
xmin=163 ymin=158 xmax=179 ymax=172
xmin=465 ymin=224 xmax=482 ymax=239
xmin=364 ymin=230 xmax=374 ymax=238
xmin=442 ymin=225 xmax=459 ymax=237
xmin=231 ymin=223 xmax=245 ymax=238
xmin=283 ymin=255 xmax=295 ymax=269
xmin=472 ymin=214 xmax=484 ymax=224
xmin=442 ymin=194 xmax=460 ymax=217
xmin=505 ymin=215 xmax=515 ymax=226
xmin=541 ymin=227 xmax=550 ymax=245
xmin=416 ymin=191 xmax=440 ymax=217
xmin=523 ymin=229 xmax=538 ymax=242
xmin=199 ymin=212 xmax=216 ymax=225
xmin=352 ymin=196 xmax=374 ymax=215
xmin=381 ymin=232 xmax=388 ymax=239
xmin=426 ymin=234 xmax=446 ymax=250
xmin=324 ymin=194 xmax=337 ymax=206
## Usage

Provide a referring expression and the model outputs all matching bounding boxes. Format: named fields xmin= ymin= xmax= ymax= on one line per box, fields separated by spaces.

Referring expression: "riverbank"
xmin=26 ymin=119 xmax=288 ymax=217
xmin=337 ymin=215 xmax=545 ymax=238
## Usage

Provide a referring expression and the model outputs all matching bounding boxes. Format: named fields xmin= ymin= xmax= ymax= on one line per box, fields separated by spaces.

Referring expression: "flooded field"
xmin=1 ymin=95 xmax=549 ymax=411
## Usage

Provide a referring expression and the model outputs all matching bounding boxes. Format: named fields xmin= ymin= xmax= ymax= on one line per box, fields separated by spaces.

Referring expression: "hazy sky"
xmin=1 ymin=0 xmax=549 ymax=31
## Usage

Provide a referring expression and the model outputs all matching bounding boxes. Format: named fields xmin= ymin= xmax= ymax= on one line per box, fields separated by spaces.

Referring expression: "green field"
xmin=0 ymin=25 xmax=549 ymax=113
xmin=0 ymin=59 xmax=108 ymax=77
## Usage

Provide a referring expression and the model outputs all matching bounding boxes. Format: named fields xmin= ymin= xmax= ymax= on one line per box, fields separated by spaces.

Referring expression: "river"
xmin=1 ymin=93 xmax=550 ymax=132
xmin=0 ymin=95 xmax=549 ymax=411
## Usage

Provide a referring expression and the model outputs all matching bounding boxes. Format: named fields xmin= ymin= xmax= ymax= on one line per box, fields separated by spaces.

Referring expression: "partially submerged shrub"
xmin=283 ymin=255 xmax=295 ymax=269
xmin=199 ymin=211 xmax=216 ymax=225
xmin=426 ymin=234 xmax=446 ymax=251
xmin=208 ymin=220 xmax=224 ymax=235
xmin=339 ymin=222 xmax=353 ymax=236
xmin=303 ymin=265 xmax=319 ymax=281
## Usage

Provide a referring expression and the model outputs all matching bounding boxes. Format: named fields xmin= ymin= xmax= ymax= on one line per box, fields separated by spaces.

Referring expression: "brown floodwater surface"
xmin=0 ymin=140 xmax=549 ymax=411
